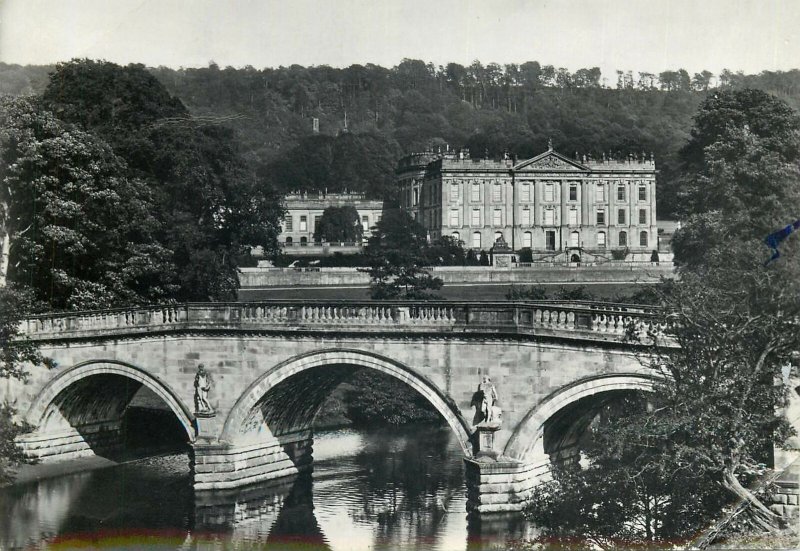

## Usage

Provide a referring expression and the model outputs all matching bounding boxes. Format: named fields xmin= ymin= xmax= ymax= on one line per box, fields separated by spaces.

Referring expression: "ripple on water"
xmin=0 ymin=426 xmax=509 ymax=551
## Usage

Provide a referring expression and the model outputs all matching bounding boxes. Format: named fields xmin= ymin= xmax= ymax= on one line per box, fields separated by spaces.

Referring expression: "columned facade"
xmin=397 ymin=146 xmax=658 ymax=261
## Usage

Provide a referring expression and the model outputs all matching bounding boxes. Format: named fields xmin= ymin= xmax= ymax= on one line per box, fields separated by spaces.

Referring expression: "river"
xmin=0 ymin=425 xmax=536 ymax=551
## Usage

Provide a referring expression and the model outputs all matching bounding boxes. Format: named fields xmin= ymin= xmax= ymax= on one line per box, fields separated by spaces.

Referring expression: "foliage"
xmin=517 ymin=247 xmax=533 ymax=263
xmin=262 ymin=132 xmax=401 ymax=201
xmin=527 ymin=396 xmax=730 ymax=548
xmin=0 ymin=96 xmax=177 ymax=309
xmin=342 ymin=370 xmax=443 ymax=426
xmin=0 ymin=285 xmax=52 ymax=482
xmin=527 ymin=89 xmax=800 ymax=544
xmin=672 ymin=89 xmax=800 ymax=267
xmin=422 ymin=235 xmax=468 ymax=266
xmin=505 ymin=283 xmax=665 ymax=305
xmin=40 ymin=59 xmax=284 ymax=301
xmin=313 ymin=205 xmax=362 ymax=243
xmin=610 ymin=247 xmax=629 ymax=260
xmin=363 ymin=209 xmax=442 ymax=300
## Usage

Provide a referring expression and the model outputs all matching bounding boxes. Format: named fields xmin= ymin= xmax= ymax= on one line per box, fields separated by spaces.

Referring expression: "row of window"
xmin=283 ymin=214 xmax=380 ymax=233
xmin=448 ymin=207 xmax=651 ymax=227
xmin=444 ymin=182 xmax=650 ymax=204
xmin=454 ymin=230 xmax=649 ymax=250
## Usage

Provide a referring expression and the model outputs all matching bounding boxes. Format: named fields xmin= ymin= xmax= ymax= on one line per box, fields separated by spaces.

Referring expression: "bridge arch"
xmin=26 ymin=359 xmax=196 ymax=441
xmin=221 ymin=349 xmax=473 ymax=456
xmin=503 ymin=373 xmax=661 ymax=463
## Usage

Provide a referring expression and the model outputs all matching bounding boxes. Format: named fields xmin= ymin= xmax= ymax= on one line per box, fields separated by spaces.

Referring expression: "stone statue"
xmin=478 ymin=376 xmax=499 ymax=424
xmin=194 ymin=363 xmax=214 ymax=415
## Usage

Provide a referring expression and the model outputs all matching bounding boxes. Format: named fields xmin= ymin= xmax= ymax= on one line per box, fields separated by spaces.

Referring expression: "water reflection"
xmin=0 ymin=426 xmax=532 ymax=551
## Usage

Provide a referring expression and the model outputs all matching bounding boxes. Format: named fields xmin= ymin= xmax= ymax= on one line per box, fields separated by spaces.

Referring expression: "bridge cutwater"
xmin=8 ymin=300 xmax=671 ymax=514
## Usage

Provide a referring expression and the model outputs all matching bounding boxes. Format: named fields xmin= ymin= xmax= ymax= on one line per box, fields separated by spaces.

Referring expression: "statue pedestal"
xmin=194 ymin=411 xmax=217 ymax=440
xmin=474 ymin=423 xmax=501 ymax=461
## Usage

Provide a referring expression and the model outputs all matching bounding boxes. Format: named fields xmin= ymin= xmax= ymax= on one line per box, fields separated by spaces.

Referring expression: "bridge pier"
xmin=17 ymin=421 xmax=125 ymax=463
xmin=192 ymin=431 xmax=313 ymax=491
xmin=464 ymin=457 xmax=549 ymax=514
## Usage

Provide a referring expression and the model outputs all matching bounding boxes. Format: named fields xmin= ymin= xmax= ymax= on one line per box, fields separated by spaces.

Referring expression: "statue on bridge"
xmin=476 ymin=376 xmax=501 ymax=426
xmin=194 ymin=364 xmax=215 ymax=416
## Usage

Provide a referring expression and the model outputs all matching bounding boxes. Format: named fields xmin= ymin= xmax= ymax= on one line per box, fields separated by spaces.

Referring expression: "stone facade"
xmin=397 ymin=146 xmax=658 ymax=261
xmin=279 ymin=191 xmax=384 ymax=248
xmin=10 ymin=301 xmax=665 ymax=514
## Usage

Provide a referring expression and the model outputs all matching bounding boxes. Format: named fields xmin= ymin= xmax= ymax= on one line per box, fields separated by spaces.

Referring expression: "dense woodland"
xmin=6 ymin=61 xmax=800 ymax=215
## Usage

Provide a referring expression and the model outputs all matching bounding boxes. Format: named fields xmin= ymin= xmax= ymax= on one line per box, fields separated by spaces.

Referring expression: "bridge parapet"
xmin=19 ymin=301 xmax=670 ymax=346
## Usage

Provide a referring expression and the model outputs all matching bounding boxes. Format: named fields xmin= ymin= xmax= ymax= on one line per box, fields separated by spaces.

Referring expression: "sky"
xmin=1 ymin=0 xmax=799 ymax=80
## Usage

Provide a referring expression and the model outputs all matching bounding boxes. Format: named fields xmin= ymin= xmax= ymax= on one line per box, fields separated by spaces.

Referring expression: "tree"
xmin=41 ymin=59 xmax=283 ymax=302
xmin=527 ymin=90 xmax=800 ymax=544
xmin=0 ymin=285 xmax=54 ymax=482
xmin=314 ymin=205 xmax=362 ymax=243
xmin=363 ymin=209 xmax=442 ymax=300
xmin=0 ymin=96 xmax=177 ymax=309
xmin=343 ymin=370 xmax=443 ymax=426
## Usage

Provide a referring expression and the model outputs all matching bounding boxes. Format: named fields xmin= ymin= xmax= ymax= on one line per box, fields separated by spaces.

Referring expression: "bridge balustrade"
xmin=18 ymin=301 xmax=669 ymax=345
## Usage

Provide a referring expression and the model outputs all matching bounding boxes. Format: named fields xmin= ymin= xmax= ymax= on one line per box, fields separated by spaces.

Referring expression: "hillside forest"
xmin=6 ymin=61 xmax=800 ymax=216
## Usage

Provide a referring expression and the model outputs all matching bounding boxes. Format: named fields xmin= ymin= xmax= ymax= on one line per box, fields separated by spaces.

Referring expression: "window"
xmin=362 ymin=215 xmax=369 ymax=231
xmin=521 ymin=183 xmax=531 ymax=202
xmin=570 ymin=231 xmax=580 ymax=247
xmin=544 ymin=208 xmax=555 ymax=225
xmin=413 ymin=189 xmax=419 ymax=206
xmin=376 ymin=215 xmax=382 ymax=223
xmin=452 ymin=231 xmax=461 ymax=243
xmin=597 ymin=210 xmax=606 ymax=225
xmin=471 ymin=182 xmax=480 ymax=202
xmin=494 ymin=231 xmax=503 ymax=244
xmin=639 ymin=185 xmax=647 ymax=201
xmin=285 ymin=236 xmax=293 ymax=245
xmin=300 ymin=236 xmax=308 ymax=245
xmin=546 ymin=230 xmax=556 ymax=251
xmin=569 ymin=208 xmax=578 ymax=225
xmin=299 ymin=215 xmax=308 ymax=232
xmin=449 ymin=210 xmax=459 ymax=227
xmin=639 ymin=209 xmax=647 ymax=225
xmin=472 ymin=231 xmax=482 ymax=249
xmin=618 ymin=209 xmax=626 ymax=225
xmin=640 ymin=231 xmax=648 ymax=247
xmin=521 ymin=208 xmax=531 ymax=226
xmin=617 ymin=184 xmax=626 ymax=201
xmin=471 ymin=208 xmax=480 ymax=227
xmin=523 ymin=231 xmax=532 ymax=248
xmin=492 ymin=209 xmax=502 ymax=227
xmin=492 ymin=183 xmax=502 ymax=202
xmin=597 ymin=184 xmax=605 ymax=202
xmin=597 ymin=231 xmax=606 ymax=249
xmin=619 ymin=231 xmax=628 ymax=247
xmin=284 ymin=216 xmax=293 ymax=232
xmin=569 ymin=184 xmax=577 ymax=201
xmin=545 ymin=183 xmax=554 ymax=202
xmin=450 ymin=183 xmax=459 ymax=201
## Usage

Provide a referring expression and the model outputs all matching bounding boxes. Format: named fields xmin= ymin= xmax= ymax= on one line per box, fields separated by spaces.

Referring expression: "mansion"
xmin=397 ymin=145 xmax=658 ymax=261
xmin=279 ymin=191 xmax=383 ymax=251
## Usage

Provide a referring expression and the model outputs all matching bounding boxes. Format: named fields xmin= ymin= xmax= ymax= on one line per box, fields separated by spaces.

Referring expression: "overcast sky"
xmin=1 ymin=0 xmax=799 ymax=80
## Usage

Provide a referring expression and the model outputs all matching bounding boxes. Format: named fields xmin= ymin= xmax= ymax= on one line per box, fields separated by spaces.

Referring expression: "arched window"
xmin=570 ymin=231 xmax=580 ymax=247
xmin=472 ymin=232 xmax=482 ymax=249
xmin=413 ymin=188 xmax=419 ymax=206
xmin=300 ymin=236 xmax=308 ymax=245
xmin=523 ymin=231 xmax=532 ymax=248
xmin=452 ymin=231 xmax=461 ymax=243
xmin=597 ymin=231 xmax=606 ymax=249
xmin=285 ymin=236 xmax=293 ymax=245
xmin=640 ymin=231 xmax=648 ymax=247
xmin=618 ymin=231 xmax=627 ymax=247
xmin=494 ymin=231 xmax=503 ymax=244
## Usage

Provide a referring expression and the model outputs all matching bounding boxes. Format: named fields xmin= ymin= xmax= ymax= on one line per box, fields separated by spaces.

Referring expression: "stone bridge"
xmin=6 ymin=300 xmax=668 ymax=514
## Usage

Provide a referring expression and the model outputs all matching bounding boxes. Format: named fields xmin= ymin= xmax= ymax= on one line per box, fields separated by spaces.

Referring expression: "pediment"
xmin=514 ymin=150 xmax=589 ymax=172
